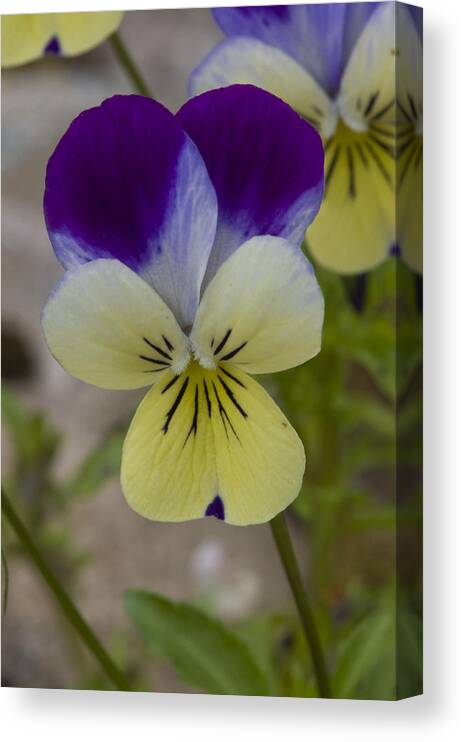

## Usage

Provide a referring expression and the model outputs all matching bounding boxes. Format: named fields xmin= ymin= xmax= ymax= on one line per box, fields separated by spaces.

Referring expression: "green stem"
xmin=1 ymin=489 xmax=131 ymax=692
xmin=270 ymin=511 xmax=332 ymax=698
xmin=109 ymin=31 xmax=152 ymax=98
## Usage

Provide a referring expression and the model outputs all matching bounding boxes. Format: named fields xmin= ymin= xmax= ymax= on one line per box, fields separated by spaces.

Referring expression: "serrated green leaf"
xmin=125 ymin=590 xmax=270 ymax=696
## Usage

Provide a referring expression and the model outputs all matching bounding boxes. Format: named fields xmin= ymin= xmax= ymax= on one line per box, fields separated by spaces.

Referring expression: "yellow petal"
xmin=306 ymin=120 xmax=395 ymax=273
xmin=121 ymin=362 xmax=305 ymax=526
xmin=191 ymin=236 xmax=324 ymax=374
xmin=42 ymin=260 xmax=189 ymax=390
xmin=190 ymin=36 xmax=337 ymax=138
xmin=1 ymin=11 xmax=123 ymax=68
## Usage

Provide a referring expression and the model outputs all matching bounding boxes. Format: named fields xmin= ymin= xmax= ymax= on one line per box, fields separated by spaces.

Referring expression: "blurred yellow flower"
xmin=1 ymin=11 xmax=123 ymax=68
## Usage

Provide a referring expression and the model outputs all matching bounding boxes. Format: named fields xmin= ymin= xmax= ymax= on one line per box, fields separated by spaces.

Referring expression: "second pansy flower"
xmin=42 ymin=86 xmax=325 ymax=526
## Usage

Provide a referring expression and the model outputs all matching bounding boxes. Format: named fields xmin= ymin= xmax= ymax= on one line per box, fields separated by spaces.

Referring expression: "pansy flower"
xmin=41 ymin=87 xmax=325 ymax=526
xmin=191 ymin=3 xmax=421 ymax=275
xmin=1 ymin=11 xmax=123 ymax=68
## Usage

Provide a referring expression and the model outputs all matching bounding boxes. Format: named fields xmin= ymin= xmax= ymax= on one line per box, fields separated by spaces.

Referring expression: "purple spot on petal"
xmin=389 ymin=243 xmax=401 ymax=257
xmin=44 ymin=35 xmax=61 ymax=55
xmin=205 ymin=495 xmax=225 ymax=521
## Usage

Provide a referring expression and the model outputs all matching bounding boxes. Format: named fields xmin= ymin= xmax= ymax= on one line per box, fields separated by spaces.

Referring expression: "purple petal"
xmin=44 ymin=95 xmax=218 ymax=328
xmin=213 ymin=3 xmax=381 ymax=96
xmin=177 ymin=85 xmax=324 ymax=284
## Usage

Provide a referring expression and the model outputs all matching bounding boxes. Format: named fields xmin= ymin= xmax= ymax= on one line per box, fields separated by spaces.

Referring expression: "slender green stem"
xmin=270 ymin=511 xmax=332 ymax=698
xmin=109 ymin=31 xmax=152 ymax=98
xmin=1 ymin=489 xmax=131 ymax=692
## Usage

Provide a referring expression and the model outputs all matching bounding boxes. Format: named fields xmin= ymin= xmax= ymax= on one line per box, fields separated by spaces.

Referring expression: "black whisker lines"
xmin=364 ymin=90 xmax=379 ymax=117
xmin=367 ymin=133 xmax=395 ymax=159
xmin=398 ymin=140 xmax=420 ymax=188
xmin=369 ymin=98 xmax=394 ymax=122
xmin=214 ymin=328 xmax=232 ymax=355
xmin=325 ymin=144 xmax=340 ymax=194
xmin=203 ymin=380 xmax=212 ymax=418
xmin=163 ymin=377 xmax=189 ymax=434
xmin=364 ymin=141 xmax=392 ymax=186
xmin=408 ymin=93 xmax=418 ymax=121
xmin=162 ymin=375 xmax=180 ymax=394
xmin=212 ymin=382 xmax=239 ymax=441
xmin=143 ymin=337 xmax=172 ymax=361
xmin=218 ymin=377 xmax=247 ymax=419
xmin=184 ymin=384 xmax=199 ymax=446
xmin=219 ymin=367 xmax=246 ymax=388
xmin=346 ymin=146 xmax=356 ymax=199
xmin=354 ymin=142 xmax=369 ymax=169
xmin=220 ymin=341 xmax=247 ymax=362
xmin=162 ymin=335 xmax=174 ymax=352
xmin=139 ymin=354 xmax=170 ymax=367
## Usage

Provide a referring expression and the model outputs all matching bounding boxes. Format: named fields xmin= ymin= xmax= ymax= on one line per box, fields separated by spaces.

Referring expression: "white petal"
xmin=190 ymin=236 xmax=324 ymax=374
xmin=42 ymin=259 xmax=189 ymax=390
xmin=338 ymin=3 xmax=396 ymax=132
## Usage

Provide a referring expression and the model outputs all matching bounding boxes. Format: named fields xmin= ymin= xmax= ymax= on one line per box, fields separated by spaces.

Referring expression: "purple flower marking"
xmin=44 ymin=35 xmax=61 ymax=56
xmin=205 ymin=495 xmax=225 ymax=520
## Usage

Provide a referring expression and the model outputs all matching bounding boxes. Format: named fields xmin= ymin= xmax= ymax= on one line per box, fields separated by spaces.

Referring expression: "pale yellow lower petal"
xmin=121 ymin=361 xmax=305 ymax=526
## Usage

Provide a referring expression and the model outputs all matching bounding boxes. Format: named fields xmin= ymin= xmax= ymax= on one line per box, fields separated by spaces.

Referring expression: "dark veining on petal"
xmin=203 ymin=380 xmax=212 ymax=418
xmin=364 ymin=142 xmax=392 ymax=186
xmin=397 ymin=100 xmax=413 ymax=124
xmin=346 ymin=146 xmax=356 ymax=199
xmin=162 ymin=335 xmax=174 ymax=352
xmin=184 ymin=384 xmax=199 ymax=446
xmin=367 ymin=133 xmax=394 ymax=159
xmin=364 ymin=91 xmax=380 ymax=117
xmin=354 ymin=142 xmax=369 ymax=169
xmin=369 ymin=98 xmax=394 ymax=122
xmin=214 ymin=328 xmax=232 ymax=355
xmin=205 ymin=495 xmax=225 ymax=521
xmin=139 ymin=355 xmax=170 ymax=367
xmin=218 ymin=377 xmax=248 ymax=419
xmin=398 ymin=142 xmax=418 ymax=188
xmin=163 ymin=377 xmax=189 ymax=434
xmin=220 ymin=341 xmax=247 ymax=362
xmin=408 ymin=93 xmax=418 ymax=120
xmin=162 ymin=375 xmax=179 ymax=394
xmin=143 ymin=337 xmax=172 ymax=361
xmin=219 ymin=367 xmax=246 ymax=388
xmin=325 ymin=144 xmax=341 ymax=194
xmin=212 ymin=382 xmax=239 ymax=441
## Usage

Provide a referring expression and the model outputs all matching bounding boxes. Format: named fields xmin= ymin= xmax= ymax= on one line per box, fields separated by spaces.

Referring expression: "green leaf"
xmin=64 ymin=429 xmax=125 ymax=499
xmin=2 ymin=386 xmax=60 ymax=469
xmin=125 ymin=590 xmax=270 ymax=696
xmin=333 ymin=611 xmax=394 ymax=699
